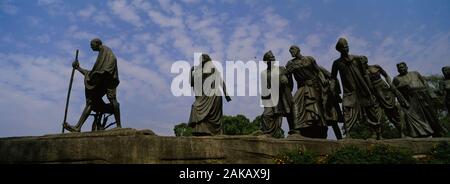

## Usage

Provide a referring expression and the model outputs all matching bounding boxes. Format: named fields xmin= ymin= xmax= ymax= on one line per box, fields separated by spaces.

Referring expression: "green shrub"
xmin=276 ymin=144 xmax=417 ymax=164
xmin=326 ymin=146 xmax=370 ymax=164
xmin=275 ymin=148 xmax=320 ymax=164
xmin=222 ymin=115 xmax=260 ymax=135
xmin=428 ymin=141 xmax=450 ymax=164
xmin=364 ymin=144 xmax=416 ymax=164
xmin=173 ymin=123 xmax=192 ymax=136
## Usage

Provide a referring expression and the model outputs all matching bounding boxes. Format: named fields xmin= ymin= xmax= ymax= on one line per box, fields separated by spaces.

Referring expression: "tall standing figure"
xmin=285 ymin=45 xmax=329 ymax=138
xmin=188 ymin=54 xmax=231 ymax=136
xmin=321 ymin=67 xmax=344 ymax=139
xmin=331 ymin=38 xmax=381 ymax=139
xmin=362 ymin=58 xmax=406 ymax=138
xmin=393 ymin=62 xmax=447 ymax=137
xmin=259 ymin=51 xmax=293 ymax=137
xmin=64 ymin=38 xmax=121 ymax=132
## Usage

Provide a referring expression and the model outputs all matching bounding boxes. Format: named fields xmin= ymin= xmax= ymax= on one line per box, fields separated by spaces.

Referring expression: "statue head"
xmin=442 ymin=66 xmax=450 ymax=79
xmin=90 ymin=38 xmax=102 ymax=51
xmin=201 ymin=54 xmax=212 ymax=64
xmin=396 ymin=62 xmax=408 ymax=75
xmin=335 ymin=37 xmax=349 ymax=54
xmin=289 ymin=45 xmax=301 ymax=58
xmin=263 ymin=50 xmax=275 ymax=63
xmin=360 ymin=56 xmax=369 ymax=70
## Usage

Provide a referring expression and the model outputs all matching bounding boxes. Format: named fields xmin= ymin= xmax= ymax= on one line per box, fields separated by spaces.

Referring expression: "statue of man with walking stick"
xmin=63 ymin=38 xmax=122 ymax=132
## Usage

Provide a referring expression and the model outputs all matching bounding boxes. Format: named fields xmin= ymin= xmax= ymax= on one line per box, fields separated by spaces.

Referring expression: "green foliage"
xmin=328 ymin=144 xmax=416 ymax=164
xmin=428 ymin=141 xmax=450 ymax=164
xmin=364 ymin=144 xmax=416 ymax=164
xmin=173 ymin=123 xmax=192 ymax=137
xmin=275 ymin=148 xmax=320 ymax=164
xmin=276 ymin=144 xmax=417 ymax=164
xmin=326 ymin=146 xmax=372 ymax=164
xmin=222 ymin=114 xmax=260 ymax=135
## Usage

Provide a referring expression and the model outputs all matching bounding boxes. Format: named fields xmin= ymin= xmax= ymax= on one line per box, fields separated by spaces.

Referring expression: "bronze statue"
xmin=188 ymin=54 xmax=231 ymax=136
xmin=258 ymin=51 xmax=293 ymax=137
xmin=284 ymin=45 xmax=329 ymax=139
xmin=63 ymin=38 xmax=122 ymax=132
xmin=361 ymin=58 xmax=406 ymax=138
xmin=440 ymin=66 xmax=450 ymax=115
xmin=321 ymin=67 xmax=344 ymax=139
xmin=393 ymin=62 xmax=447 ymax=137
xmin=331 ymin=38 xmax=381 ymax=139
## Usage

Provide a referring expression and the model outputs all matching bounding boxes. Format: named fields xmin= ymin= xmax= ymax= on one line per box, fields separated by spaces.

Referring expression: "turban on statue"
xmin=335 ymin=37 xmax=348 ymax=51
xmin=263 ymin=50 xmax=273 ymax=62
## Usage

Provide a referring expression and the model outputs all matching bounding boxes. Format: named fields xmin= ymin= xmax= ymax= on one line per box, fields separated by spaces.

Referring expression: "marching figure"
xmin=393 ymin=62 xmax=447 ymax=137
xmin=259 ymin=51 xmax=293 ymax=137
xmin=64 ymin=38 xmax=121 ymax=132
xmin=331 ymin=38 xmax=381 ymax=139
xmin=188 ymin=54 xmax=232 ymax=136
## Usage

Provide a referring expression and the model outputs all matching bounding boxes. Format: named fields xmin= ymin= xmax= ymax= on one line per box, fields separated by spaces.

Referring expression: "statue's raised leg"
xmin=64 ymin=104 xmax=92 ymax=132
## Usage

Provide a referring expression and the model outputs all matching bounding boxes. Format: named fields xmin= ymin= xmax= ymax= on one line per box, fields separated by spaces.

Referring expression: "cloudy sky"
xmin=0 ymin=0 xmax=449 ymax=137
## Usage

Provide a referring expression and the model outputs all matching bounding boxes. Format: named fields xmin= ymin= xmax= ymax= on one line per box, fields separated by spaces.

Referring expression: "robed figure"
xmin=393 ymin=62 xmax=447 ymax=137
xmin=331 ymin=38 xmax=381 ymax=139
xmin=188 ymin=54 xmax=231 ymax=136
xmin=259 ymin=51 xmax=293 ymax=137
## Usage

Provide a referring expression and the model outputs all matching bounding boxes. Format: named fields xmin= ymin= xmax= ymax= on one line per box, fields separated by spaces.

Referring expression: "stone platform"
xmin=0 ymin=128 xmax=448 ymax=164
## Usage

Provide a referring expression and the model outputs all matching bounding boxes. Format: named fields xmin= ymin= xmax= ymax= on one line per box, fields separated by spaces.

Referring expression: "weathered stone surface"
xmin=0 ymin=129 xmax=448 ymax=164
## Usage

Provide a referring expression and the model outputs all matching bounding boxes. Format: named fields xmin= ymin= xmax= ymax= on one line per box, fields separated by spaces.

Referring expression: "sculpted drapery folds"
xmin=188 ymin=54 xmax=231 ymax=136
xmin=284 ymin=45 xmax=331 ymax=138
xmin=259 ymin=51 xmax=293 ymax=137
xmin=362 ymin=58 xmax=406 ymax=138
xmin=393 ymin=62 xmax=447 ymax=137
xmin=331 ymin=38 xmax=382 ymax=139
xmin=440 ymin=66 xmax=450 ymax=114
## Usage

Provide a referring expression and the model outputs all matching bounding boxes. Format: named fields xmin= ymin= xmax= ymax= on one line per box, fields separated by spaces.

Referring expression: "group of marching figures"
xmin=188 ymin=37 xmax=450 ymax=139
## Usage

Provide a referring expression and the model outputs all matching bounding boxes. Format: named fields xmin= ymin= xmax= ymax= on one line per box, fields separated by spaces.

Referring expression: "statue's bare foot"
xmin=63 ymin=122 xmax=80 ymax=133
xmin=287 ymin=133 xmax=309 ymax=139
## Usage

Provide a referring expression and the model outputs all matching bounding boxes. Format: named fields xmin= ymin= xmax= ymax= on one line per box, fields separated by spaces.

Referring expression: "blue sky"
xmin=0 ymin=0 xmax=449 ymax=137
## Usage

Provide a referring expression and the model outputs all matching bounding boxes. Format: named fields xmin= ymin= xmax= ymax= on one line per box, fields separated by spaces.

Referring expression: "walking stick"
xmin=62 ymin=49 xmax=79 ymax=133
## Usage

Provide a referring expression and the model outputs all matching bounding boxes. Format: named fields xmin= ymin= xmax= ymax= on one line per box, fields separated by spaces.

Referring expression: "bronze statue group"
xmin=63 ymin=38 xmax=449 ymax=140
xmin=188 ymin=37 xmax=450 ymax=140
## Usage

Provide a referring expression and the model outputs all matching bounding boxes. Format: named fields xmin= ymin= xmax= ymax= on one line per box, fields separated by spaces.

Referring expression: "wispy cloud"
xmin=108 ymin=0 xmax=143 ymax=27
xmin=0 ymin=0 xmax=18 ymax=15
xmin=66 ymin=25 xmax=98 ymax=40
xmin=78 ymin=4 xmax=96 ymax=18
xmin=297 ymin=6 xmax=312 ymax=21
xmin=37 ymin=0 xmax=67 ymax=16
